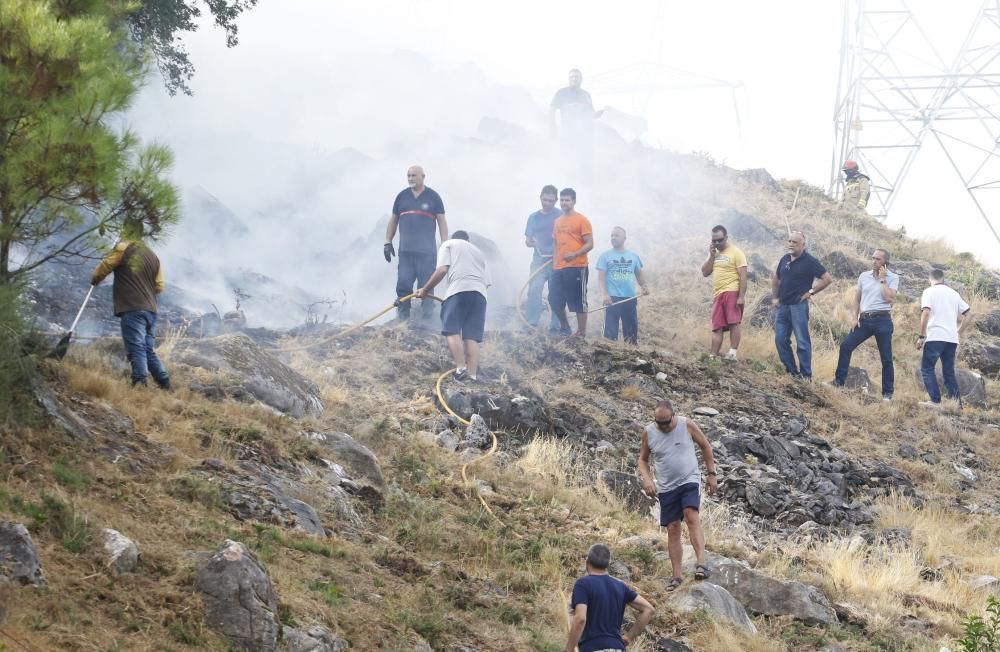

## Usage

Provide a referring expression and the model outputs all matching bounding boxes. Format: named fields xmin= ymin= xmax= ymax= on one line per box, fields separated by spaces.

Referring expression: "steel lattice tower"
xmin=830 ymin=0 xmax=1000 ymax=247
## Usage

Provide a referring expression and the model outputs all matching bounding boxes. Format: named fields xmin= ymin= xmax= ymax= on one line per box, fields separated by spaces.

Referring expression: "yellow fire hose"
xmin=270 ymin=292 xmax=442 ymax=353
xmin=515 ymin=259 xmax=553 ymax=328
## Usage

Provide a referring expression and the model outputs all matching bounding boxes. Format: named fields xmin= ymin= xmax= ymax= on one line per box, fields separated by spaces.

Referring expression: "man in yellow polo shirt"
xmin=700 ymin=224 xmax=747 ymax=360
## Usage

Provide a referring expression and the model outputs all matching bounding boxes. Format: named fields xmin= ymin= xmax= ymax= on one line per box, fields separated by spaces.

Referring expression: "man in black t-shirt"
xmin=770 ymin=231 xmax=833 ymax=379
xmin=550 ymin=69 xmax=597 ymax=138
xmin=385 ymin=165 xmax=449 ymax=320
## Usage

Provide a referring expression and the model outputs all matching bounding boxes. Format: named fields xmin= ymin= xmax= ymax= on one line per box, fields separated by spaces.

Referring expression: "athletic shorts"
xmin=658 ymin=482 xmax=701 ymax=526
xmin=711 ymin=290 xmax=743 ymax=332
xmin=440 ymin=291 xmax=487 ymax=342
xmin=549 ymin=267 xmax=589 ymax=314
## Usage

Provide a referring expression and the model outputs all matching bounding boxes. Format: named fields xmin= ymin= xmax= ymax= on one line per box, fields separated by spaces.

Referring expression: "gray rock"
xmin=435 ymin=430 xmax=459 ymax=452
xmin=411 ymin=635 xmax=433 ymax=652
xmin=898 ymin=444 xmax=919 ymax=460
xmin=692 ymin=406 xmax=719 ymax=417
xmin=463 ymin=414 xmax=492 ymax=450
xmin=654 ymin=638 xmax=693 ymax=652
xmin=0 ymin=522 xmax=45 ymax=586
xmin=692 ymin=553 xmax=837 ymax=625
xmin=655 ymin=372 xmax=668 ymax=382
xmin=976 ymin=310 xmax=1000 ymax=337
xmin=669 ymin=582 xmax=757 ymax=634
xmin=962 ymin=341 xmax=1000 ymax=376
xmin=913 ymin=367 xmax=987 ymax=407
xmin=922 ymin=452 xmax=940 ymax=465
xmin=196 ymin=539 xmax=279 ymax=652
xmin=748 ymin=294 xmax=776 ymax=328
xmin=954 ymin=463 xmax=977 ymax=483
xmin=722 ymin=209 xmax=782 ymax=245
xmin=306 ymin=432 xmax=384 ymax=488
xmin=842 ymin=367 xmax=871 ymax=393
xmin=221 ymin=466 xmax=328 ymax=536
xmin=824 ymin=251 xmax=867 ymax=280
xmin=608 ymin=559 xmax=632 ymax=583
xmin=599 ymin=470 xmax=655 ymax=513
xmin=281 ymin=625 xmax=349 ymax=651
xmin=968 ymin=575 xmax=999 ymax=592
xmin=102 ymin=528 xmax=139 ymax=575
xmin=173 ymin=334 xmax=324 ymax=418
xmin=594 ymin=440 xmax=616 ymax=454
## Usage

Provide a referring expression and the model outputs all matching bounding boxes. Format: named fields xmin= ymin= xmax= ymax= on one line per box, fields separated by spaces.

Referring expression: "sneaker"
xmin=918 ymin=400 xmax=942 ymax=409
xmin=558 ymin=327 xmax=572 ymax=336
xmin=882 ymin=395 xmax=892 ymax=402
xmin=453 ymin=368 xmax=469 ymax=382
xmin=724 ymin=350 xmax=738 ymax=361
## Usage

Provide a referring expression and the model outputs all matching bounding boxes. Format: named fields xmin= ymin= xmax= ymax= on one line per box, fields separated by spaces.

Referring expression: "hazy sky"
xmin=132 ymin=0 xmax=998 ymax=267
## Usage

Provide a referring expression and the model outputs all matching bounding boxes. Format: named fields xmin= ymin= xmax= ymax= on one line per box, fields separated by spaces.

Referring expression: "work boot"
xmin=130 ymin=377 xmax=148 ymax=388
xmin=156 ymin=376 xmax=172 ymax=391
xmin=395 ymin=306 xmax=411 ymax=322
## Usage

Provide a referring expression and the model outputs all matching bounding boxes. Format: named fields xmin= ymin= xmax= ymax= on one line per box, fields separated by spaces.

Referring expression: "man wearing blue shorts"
xmin=637 ymin=399 xmax=717 ymax=592
xmin=416 ymin=230 xmax=489 ymax=382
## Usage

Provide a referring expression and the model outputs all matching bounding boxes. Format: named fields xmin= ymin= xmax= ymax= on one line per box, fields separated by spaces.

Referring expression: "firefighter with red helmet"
xmin=841 ymin=160 xmax=871 ymax=211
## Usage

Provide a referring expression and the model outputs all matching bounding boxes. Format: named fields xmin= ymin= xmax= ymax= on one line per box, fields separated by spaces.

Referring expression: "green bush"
xmin=956 ymin=596 xmax=1000 ymax=652
xmin=0 ymin=283 xmax=38 ymax=426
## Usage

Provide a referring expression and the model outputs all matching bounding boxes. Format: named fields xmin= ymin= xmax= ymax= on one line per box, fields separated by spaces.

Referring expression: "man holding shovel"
xmin=91 ymin=219 xmax=170 ymax=389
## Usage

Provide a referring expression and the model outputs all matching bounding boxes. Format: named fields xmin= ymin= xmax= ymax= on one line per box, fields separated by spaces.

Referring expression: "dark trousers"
xmin=120 ymin=310 xmax=169 ymax=386
xmin=604 ymin=296 xmax=638 ymax=344
xmin=921 ymin=341 xmax=960 ymax=403
xmin=396 ymin=251 xmax=436 ymax=318
xmin=834 ymin=314 xmax=894 ymax=397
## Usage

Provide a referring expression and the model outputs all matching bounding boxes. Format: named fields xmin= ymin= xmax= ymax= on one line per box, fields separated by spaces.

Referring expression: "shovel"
xmin=48 ymin=285 xmax=95 ymax=360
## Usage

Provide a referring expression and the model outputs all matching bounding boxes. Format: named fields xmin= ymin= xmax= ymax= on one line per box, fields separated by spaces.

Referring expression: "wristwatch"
xmin=808 ymin=289 xmax=815 ymax=296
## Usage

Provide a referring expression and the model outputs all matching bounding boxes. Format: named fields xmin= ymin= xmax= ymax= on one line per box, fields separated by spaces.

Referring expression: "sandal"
xmin=665 ymin=576 xmax=683 ymax=592
xmin=694 ymin=564 xmax=711 ymax=580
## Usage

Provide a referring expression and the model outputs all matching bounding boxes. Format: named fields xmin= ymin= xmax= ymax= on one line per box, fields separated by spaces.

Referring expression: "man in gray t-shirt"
xmin=833 ymin=248 xmax=899 ymax=399
xmin=637 ymin=399 xmax=717 ymax=592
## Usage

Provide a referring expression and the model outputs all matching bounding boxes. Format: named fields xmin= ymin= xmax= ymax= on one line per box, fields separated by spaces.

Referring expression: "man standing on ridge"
xmin=700 ymin=225 xmax=747 ymax=359
xmin=917 ymin=269 xmax=972 ymax=409
xmin=416 ymin=230 xmax=489 ymax=383
xmin=566 ymin=543 xmax=655 ymax=652
xmin=832 ymin=248 xmax=898 ymax=400
xmin=385 ymin=165 xmax=448 ymax=322
xmin=772 ymin=231 xmax=833 ymax=380
xmin=523 ymin=184 xmax=562 ymax=331
xmin=597 ymin=226 xmax=648 ymax=344
xmin=549 ymin=188 xmax=594 ymax=338
xmin=550 ymin=68 xmax=596 ymax=138
xmin=841 ymin=160 xmax=871 ymax=211
xmin=638 ymin=400 xmax=717 ymax=593
xmin=91 ymin=219 xmax=170 ymax=390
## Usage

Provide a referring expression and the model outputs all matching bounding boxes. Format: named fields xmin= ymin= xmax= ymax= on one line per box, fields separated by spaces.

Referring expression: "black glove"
xmin=383 ymin=242 xmax=395 ymax=263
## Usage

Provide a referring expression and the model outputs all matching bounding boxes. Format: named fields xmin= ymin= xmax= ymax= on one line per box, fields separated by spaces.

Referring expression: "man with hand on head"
xmin=549 ymin=187 xmax=594 ymax=338
xmin=833 ymin=248 xmax=898 ymax=400
xmin=771 ymin=230 xmax=833 ymax=380
xmin=597 ymin=226 xmax=648 ymax=344
xmin=700 ymin=225 xmax=747 ymax=360
xmin=385 ymin=165 xmax=448 ymax=322
xmin=416 ymin=230 xmax=489 ymax=383
xmin=638 ymin=400 xmax=717 ymax=593
xmin=523 ymin=184 xmax=562 ymax=331
xmin=566 ymin=543 xmax=655 ymax=652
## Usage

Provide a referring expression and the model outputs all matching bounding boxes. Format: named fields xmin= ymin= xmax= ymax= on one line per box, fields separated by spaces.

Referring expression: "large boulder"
xmin=195 ymin=540 xmax=279 ymax=652
xmin=102 ymin=528 xmax=139 ymax=575
xmin=976 ymin=310 xmax=1000 ymax=337
xmin=913 ymin=367 xmax=988 ymax=407
xmin=0 ymin=522 xmax=45 ymax=586
xmin=841 ymin=366 xmax=871 ymax=393
xmin=720 ymin=209 xmax=782 ymax=245
xmin=687 ymin=553 xmax=837 ymax=625
xmin=824 ymin=251 xmax=866 ymax=280
xmin=304 ymin=432 xmax=384 ymax=488
xmin=599 ymin=470 xmax=656 ymax=513
xmin=281 ymin=625 xmax=349 ymax=651
xmin=173 ymin=334 xmax=323 ymax=418
xmin=962 ymin=341 xmax=1000 ymax=377
xmin=669 ymin=582 xmax=757 ymax=634
xmin=748 ymin=295 xmax=776 ymax=328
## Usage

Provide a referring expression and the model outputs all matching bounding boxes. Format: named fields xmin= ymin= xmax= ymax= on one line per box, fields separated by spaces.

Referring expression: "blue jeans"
xmin=921 ymin=341 xmax=960 ymax=403
xmin=396 ymin=251 xmax=436 ymax=318
xmin=834 ymin=314 xmax=894 ymax=397
xmin=120 ymin=310 xmax=169 ymax=387
xmin=604 ymin=296 xmax=638 ymax=344
xmin=775 ymin=303 xmax=812 ymax=377
xmin=525 ymin=257 xmax=559 ymax=328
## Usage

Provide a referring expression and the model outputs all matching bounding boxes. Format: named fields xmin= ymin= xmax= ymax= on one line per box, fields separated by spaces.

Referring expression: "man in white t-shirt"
xmin=416 ymin=230 xmax=490 ymax=382
xmin=917 ymin=269 xmax=972 ymax=408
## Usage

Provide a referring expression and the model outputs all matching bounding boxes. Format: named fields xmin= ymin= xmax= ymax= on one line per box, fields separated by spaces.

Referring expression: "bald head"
xmin=406 ymin=165 xmax=426 ymax=190
xmin=787 ymin=230 xmax=806 ymax=257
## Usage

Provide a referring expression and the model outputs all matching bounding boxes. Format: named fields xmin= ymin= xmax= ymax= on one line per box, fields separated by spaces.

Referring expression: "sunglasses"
xmin=655 ymin=419 xmax=672 ymax=427
xmin=711 ymin=238 xmax=726 ymax=243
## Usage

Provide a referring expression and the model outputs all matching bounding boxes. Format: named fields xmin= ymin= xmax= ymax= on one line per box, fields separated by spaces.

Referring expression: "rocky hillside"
xmin=2 ymin=157 xmax=1000 ymax=652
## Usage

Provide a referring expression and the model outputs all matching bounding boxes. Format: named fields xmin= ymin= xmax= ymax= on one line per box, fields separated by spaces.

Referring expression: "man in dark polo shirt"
xmin=385 ymin=165 xmax=449 ymax=321
xmin=771 ymin=231 xmax=833 ymax=380
xmin=91 ymin=219 xmax=170 ymax=389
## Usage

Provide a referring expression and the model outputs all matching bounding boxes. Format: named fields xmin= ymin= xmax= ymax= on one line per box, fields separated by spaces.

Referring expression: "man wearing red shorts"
xmin=700 ymin=225 xmax=747 ymax=360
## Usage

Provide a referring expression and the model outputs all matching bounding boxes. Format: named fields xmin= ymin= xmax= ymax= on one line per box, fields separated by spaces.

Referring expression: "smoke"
xmin=127 ymin=44 xmax=728 ymax=328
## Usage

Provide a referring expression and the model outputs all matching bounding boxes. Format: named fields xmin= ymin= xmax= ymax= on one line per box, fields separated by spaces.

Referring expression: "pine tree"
xmin=0 ymin=0 xmax=180 ymax=285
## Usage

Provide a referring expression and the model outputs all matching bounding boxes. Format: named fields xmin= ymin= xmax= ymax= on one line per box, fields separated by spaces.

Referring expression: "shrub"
xmin=956 ymin=596 xmax=1000 ymax=652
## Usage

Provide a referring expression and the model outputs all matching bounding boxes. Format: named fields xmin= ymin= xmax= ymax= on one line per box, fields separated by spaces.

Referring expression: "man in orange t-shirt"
xmin=549 ymin=187 xmax=594 ymax=337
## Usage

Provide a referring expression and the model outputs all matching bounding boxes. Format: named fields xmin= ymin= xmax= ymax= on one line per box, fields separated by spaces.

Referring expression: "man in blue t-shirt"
xmin=385 ymin=165 xmax=449 ymax=321
xmin=596 ymin=227 xmax=649 ymax=344
xmin=770 ymin=231 xmax=833 ymax=379
xmin=567 ymin=544 xmax=654 ymax=652
xmin=523 ymin=184 xmax=562 ymax=330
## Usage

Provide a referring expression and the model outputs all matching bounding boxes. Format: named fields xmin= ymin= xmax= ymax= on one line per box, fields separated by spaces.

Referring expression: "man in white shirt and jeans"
xmin=416 ymin=230 xmax=490 ymax=382
xmin=918 ymin=269 xmax=972 ymax=408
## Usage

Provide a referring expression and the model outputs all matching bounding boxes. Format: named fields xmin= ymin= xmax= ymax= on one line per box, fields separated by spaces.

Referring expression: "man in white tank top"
xmin=637 ymin=399 xmax=718 ymax=592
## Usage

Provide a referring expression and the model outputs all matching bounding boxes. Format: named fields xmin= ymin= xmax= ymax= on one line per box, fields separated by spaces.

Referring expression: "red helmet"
xmin=842 ymin=160 xmax=859 ymax=172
